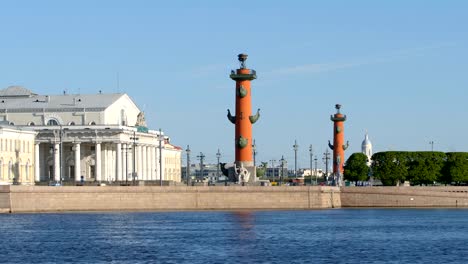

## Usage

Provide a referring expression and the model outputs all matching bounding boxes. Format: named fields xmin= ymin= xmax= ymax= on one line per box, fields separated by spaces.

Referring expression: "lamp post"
xmin=197 ymin=152 xmax=205 ymax=182
xmin=293 ymin=140 xmax=299 ymax=177
xmin=216 ymin=149 xmax=221 ymax=183
xmin=323 ymin=149 xmax=331 ymax=185
xmin=309 ymin=145 xmax=313 ymax=185
xmin=252 ymin=139 xmax=257 ymax=167
xmin=314 ymin=157 xmax=318 ymax=185
xmin=186 ymin=145 xmax=191 ymax=186
xmin=130 ymin=131 xmax=139 ymax=185
xmin=280 ymin=155 xmax=286 ymax=185
xmin=429 ymin=141 xmax=434 ymax=152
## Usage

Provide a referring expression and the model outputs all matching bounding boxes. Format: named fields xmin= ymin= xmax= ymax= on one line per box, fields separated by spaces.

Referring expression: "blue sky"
xmin=1 ymin=1 xmax=467 ymax=169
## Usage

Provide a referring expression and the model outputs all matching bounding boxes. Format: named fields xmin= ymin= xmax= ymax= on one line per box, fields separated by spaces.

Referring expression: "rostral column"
xmin=328 ymin=104 xmax=349 ymax=185
xmin=227 ymin=54 xmax=260 ymax=182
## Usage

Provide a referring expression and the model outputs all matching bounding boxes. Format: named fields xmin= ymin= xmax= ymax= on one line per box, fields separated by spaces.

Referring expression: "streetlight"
xmin=122 ymin=145 xmax=132 ymax=186
xmin=314 ymin=157 xmax=318 ymax=185
xmin=197 ymin=152 xmax=205 ymax=182
xmin=186 ymin=145 xmax=191 ymax=186
xmin=293 ymin=140 xmax=299 ymax=177
xmin=130 ymin=131 xmax=139 ymax=185
xmin=309 ymin=145 xmax=313 ymax=185
xmin=429 ymin=141 xmax=434 ymax=152
xmin=322 ymin=149 xmax=331 ymax=185
xmin=280 ymin=155 xmax=286 ymax=185
xmin=252 ymin=139 xmax=257 ymax=167
xmin=216 ymin=149 xmax=221 ymax=183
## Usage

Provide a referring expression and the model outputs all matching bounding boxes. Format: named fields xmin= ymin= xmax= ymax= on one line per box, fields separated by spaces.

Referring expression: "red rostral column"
xmin=227 ymin=54 xmax=260 ymax=177
xmin=328 ymin=104 xmax=349 ymax=177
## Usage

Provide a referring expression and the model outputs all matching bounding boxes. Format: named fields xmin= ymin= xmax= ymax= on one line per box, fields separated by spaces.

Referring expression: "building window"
xmin=0 ymin=159 xmax=3 ymax=180
xmin=28 ymin=122 xmax=35 ymax=126
xmin=68 ymin=121 xmax=75 ymax=126
xmin=121 ymin=109 xmax=127 ymax=125
xmin=89 ymin=121 xmax=96 ymax=125
xmin=47 ymin=119 xmax=59 ymax=126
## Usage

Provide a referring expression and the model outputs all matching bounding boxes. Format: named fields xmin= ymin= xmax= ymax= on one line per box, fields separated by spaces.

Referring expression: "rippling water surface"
xmin=1 ymin=209 xmax=468 ymax=263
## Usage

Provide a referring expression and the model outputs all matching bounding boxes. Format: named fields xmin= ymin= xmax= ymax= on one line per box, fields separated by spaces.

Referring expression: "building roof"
xmin=0 ymin=86 xmax=37 ymax=97
xmin=362 ymin=133 xmax=372 ymax=147
xmin=0 ymin=87 xmax=126 ymax=111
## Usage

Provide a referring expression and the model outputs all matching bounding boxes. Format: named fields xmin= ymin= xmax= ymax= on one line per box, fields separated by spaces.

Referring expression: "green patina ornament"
xmin=249 ymin=109 xmax=260 ymax=124
xmin=342 ymin=141 xmax=349 ymax=151
xmin=238 ymin=136 xmax=248 ymax=148
xmin=237 ymin=85 xmax=248 ymax=98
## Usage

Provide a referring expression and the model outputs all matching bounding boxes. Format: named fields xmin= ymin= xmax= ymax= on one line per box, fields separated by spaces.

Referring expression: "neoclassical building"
xmin=0 ymin=123 xmax=36 ymax=185
xmin=0 ymin=86 xmax=181 ymax=184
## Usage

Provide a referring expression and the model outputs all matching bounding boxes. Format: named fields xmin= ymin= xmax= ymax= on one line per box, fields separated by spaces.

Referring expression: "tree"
xmin=442 ymin=152 xmax=468 ymax=184
xmin=407 ymin=152 xmax=445 ymax=185
xmin=371 ymin=152 xmax=408 ymax=186
xmin=344 ymin=153 xmax=369 ymax=184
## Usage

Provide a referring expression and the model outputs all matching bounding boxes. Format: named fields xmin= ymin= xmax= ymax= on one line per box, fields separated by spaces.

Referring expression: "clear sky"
xmin=1 ymin=1 xmax=467 ymax=170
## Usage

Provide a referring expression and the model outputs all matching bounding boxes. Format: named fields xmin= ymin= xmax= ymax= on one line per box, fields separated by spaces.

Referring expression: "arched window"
xmin=28 ymin=121 xmax=35 ymax=126
xmin=9 ymin=122 xmax=14 ymax=126
xmin=47 ymin=119 xmax=59 ymax=126
xmin=89 ymin=121 xmax=96 ymax=125
xmin=68 ymin=121 xmax=76 ymax=126
xmin=121 ymin=109 xmax=127 ymax=125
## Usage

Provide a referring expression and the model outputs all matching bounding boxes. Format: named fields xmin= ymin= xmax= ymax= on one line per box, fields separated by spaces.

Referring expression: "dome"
xmin=362 ymin=133 xmax=372 ymax=147
xmin=0 ymin=86 xmax=36 ymax=97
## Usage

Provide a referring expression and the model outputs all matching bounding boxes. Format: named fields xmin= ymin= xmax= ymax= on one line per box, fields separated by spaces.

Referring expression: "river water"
xmin=1 ymin=209 xmax=468 ymax=263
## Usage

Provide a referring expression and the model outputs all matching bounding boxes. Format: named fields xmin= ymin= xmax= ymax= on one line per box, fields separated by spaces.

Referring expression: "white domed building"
xmin=361 ymin=133 xmax=373 ymax=166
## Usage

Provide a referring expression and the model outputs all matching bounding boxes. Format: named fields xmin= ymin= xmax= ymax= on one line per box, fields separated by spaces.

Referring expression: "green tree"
xmin=407 ymin=152 xmax=445 ymax=185
xmin=442 ymin=152 xmax=468 ymax=184
xmin=371 ymin=152 xmax=408 ymax=186
xmin=344 ymin=153 xmax=369 ymax=184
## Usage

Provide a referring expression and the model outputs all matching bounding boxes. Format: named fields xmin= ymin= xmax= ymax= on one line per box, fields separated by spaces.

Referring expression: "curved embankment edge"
xmin=1 ymin=186 xmax=467 ymax=213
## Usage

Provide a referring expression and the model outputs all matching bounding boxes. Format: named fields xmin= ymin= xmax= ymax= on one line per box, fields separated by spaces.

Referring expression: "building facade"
xmin=0 ymin=86 xmax=181 ymax=184
xmin=0 ymin=124 xmax=37 ymax=185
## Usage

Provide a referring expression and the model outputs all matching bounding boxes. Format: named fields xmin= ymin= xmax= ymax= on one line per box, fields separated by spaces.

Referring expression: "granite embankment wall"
xmin=341 ymin=186 xmax=468 ymax=207
xmin=2 ymin=186 xmax=468 ymax=213
xmin=0 ymin=186 xmax=340 ymax=213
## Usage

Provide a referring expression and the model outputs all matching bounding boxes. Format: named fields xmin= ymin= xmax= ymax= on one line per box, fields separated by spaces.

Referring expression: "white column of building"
xmin=127 ymin=144 xmax=133 ymax=182
xmin=136 ymin=145 xmax=142 ymax=180
xmin=34 ymin=143 xmax=40 ymax=182
xmin=96 ymin=142 xmax=102 ymax=182
xmin=149 ymin=146 xmax=156 ymax=181
xmin=152 ymin=146 xmax=157 ymax=180
xmin=104 ymin=144 xmax=109 ymax=181
xmin=141 ymin=145 xmax=147 ymax=180
xmin=53 ymin=143 xmax=60 ymax=182
xmin=155 ymin=145 xmax=160 ymax=181
xmin=161 ymin=146 xmax=165 ymax=182
xmin=121 ymin=143 xmax=126 ymax=182
xmin=74 ymin=143 xmax=81 ymax=182
xmin=116 ymin=142 xmax=122 ymax=182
